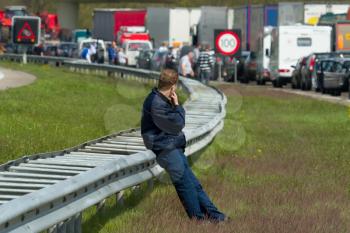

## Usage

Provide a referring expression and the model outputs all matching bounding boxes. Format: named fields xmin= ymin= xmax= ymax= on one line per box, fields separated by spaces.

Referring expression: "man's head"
xmin=188 ymin=51 xmax=194 ymax=59
xmin=158 ymin=69 xmax=179 ymax=91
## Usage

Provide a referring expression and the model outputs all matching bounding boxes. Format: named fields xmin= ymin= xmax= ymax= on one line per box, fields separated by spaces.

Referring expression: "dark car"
xmin=136 ymin=50 xmax=155 ymax=70
xmin=317 ymin=58 xmax=350 ymax=96
xmin=300 ymin=53 xmax=332 ymax=91
xmin=241 ymin=51 xmax=257 ymax=83
xmin=221 ymin=51 xmax=249 ymax=82
xmin=291 ymin=57 xmax=307 ymax=89
xmin=43 ymin=44 xmax=58 ymax=57
xmin=57 ymin=42 xmax=78 ymax=58
xmin=150 ymin=50 xmax=168 ymax=71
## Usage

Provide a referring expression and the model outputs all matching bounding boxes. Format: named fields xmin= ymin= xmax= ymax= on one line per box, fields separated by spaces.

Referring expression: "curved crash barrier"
xmin=0 ymin=54 xmax=226 ymax=233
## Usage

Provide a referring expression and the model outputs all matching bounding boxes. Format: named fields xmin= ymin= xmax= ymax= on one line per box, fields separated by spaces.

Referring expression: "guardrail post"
xmin=147 ymin=179 xmax=154 ymax=193
xmin=96 ymin=198 xmax=106 ymax=211
xmin=57 ymin=221 xmax=67 ymax=233
xmin=116 ymin=191 xmax=124 ymax=206
xmin=66 ymin=217 xmax=75 ymax=233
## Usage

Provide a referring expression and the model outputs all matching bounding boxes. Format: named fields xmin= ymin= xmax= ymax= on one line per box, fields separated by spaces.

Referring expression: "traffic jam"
xmin=1 ymin=3 xmax=350 ymax=99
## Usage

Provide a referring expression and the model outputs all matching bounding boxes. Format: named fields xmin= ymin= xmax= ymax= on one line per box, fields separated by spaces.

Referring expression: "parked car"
xmin=316 ymin=58 xmax=350 ymax=96
xmin=291 ymin=56 xmax=307 ymax=89
xmin=43 ymin=44 xmax=58 ymax=57
xmin=57 ymin=42 xmax=78 ymax=58
xmin=150 ymin=50 xmax=167 ymax=71
xmin=300 ymin=53 xmax=331 ymax=91
xmin=242 ymin=51 xmax=257 ymax=83
xmin=136 ymin=50 xmax=155 ymax=69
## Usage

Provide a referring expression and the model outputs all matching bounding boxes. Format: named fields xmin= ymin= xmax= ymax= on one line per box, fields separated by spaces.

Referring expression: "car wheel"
xmin=273 ymin=78 xmax=282 ymax=88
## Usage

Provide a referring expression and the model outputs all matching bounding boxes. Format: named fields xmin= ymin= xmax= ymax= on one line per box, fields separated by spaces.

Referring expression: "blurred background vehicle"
xmin=57 ymin=42 xmax=78 ymax=58
xmin=136 ymin=50 xmax=154 ymax=69
xmin=291 ymin=56 xmax=307 ymax=89
xmin=122 ymin=40 xmax=152 ymax=66
xmin=150 ymin=50 xmax=167 ymax=71
xmin=316 ymin=58 xmax=350 ymax=95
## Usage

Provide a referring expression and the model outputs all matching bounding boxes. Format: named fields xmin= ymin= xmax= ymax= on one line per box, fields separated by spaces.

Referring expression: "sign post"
xmin=215 ymin=29 xmax=241 ymax=82
xmin=12 ymin=16 xmax=41 ymax=64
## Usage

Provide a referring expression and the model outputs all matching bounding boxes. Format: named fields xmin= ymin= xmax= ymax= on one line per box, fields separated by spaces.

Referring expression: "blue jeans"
xmin=156 ymin=149 xmax=225 ymax=221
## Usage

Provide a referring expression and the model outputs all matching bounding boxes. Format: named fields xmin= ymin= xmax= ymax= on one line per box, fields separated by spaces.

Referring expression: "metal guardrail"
xmin=0 ymin=54 xmax=227 ymax=233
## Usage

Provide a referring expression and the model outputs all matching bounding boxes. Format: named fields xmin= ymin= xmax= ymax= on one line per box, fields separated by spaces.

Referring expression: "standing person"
xmin=197 ymin=44 xmax=214 ymax=85
xmin=178 ymin=51 xmax=194 ymax=78
xmin=141 ymin=69 xmax=228 ymax=222
xmin=158 ymin=42 xmax=169 ymax=53
xmin=81 ymin=45 xmax=91 ymax=63
xmin=165 ymin=46 xmax=176 ymax=70
xmin=89 ymin=43 xmax=97 ymax=63
xmin=118 ymin=47 xmax=127 ymax=66
xmin=108 ymin=41 xmax=117 ymax=65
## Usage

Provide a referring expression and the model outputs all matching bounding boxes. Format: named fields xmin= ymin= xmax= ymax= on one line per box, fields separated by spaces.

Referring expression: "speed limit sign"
xmin=215 ymin=30 xmax=241 ymax=56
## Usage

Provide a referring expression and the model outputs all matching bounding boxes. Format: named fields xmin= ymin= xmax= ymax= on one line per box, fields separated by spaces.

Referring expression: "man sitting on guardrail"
xmin=141 ymin=69 xmax=228 ymax=222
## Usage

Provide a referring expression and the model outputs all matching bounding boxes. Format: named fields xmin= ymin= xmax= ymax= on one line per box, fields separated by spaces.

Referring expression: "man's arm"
xmin=151 ymin=101 xmax=185 ymax=135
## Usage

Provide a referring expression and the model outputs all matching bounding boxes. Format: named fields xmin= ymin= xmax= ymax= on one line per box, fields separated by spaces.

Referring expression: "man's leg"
xmin=156 ymin=149 xmax=205 ymax=220
xmin=181 ymin=154 xmax=226 ymax=221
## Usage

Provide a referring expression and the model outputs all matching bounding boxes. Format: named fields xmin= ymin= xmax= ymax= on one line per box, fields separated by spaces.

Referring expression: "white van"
xmin=269 ymin=25 xmax=332 ymax=87
xmin=78 ymin=38 xmax=107 ymax=63
xmin=122 ymin=40 xmax=153 ymax=66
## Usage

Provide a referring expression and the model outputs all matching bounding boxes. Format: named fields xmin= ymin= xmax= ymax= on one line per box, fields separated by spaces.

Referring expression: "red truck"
xmin=39 ymin=12 xmax=61 ymax=39
xmin=0 ymin=6 xmax=28 ymax=42
xmin=92 ymin=9 xmax=150 ymax=45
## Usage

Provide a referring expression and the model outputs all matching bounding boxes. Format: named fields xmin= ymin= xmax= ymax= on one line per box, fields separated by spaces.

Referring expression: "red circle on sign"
xmin=215 ymin=31 xmax=240 ymax=56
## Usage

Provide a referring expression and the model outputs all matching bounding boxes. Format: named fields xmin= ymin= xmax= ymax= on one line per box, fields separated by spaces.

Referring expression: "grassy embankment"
xmin=0 ymin=62 xmax=160 ymax=164
xmin=82 ymin=83 xmax=350 ymax=233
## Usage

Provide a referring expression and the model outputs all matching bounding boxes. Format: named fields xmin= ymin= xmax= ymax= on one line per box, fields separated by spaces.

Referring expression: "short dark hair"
xmin=158 ymin=69 xmax=179 ymax=90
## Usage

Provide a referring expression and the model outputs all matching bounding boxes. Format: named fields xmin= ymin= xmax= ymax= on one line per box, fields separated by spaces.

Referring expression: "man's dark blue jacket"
xmin=141 ymin=88 xmax=186 ymax=156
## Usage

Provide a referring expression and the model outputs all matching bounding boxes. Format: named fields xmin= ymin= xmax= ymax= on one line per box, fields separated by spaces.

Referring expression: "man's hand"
xmin=170 ymin=91 xmax=179 ymax=106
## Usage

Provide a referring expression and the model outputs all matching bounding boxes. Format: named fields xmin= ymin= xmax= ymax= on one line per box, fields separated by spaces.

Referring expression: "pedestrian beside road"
xmin=118 ymin=48 xmax=127 ymax=66
xmin=141 ymin=69 xmax=228 ymax=222
xmin=197 ymin=44 xmax=214 ymax=85
xmin=107 ymin=41 xmax=118 ymax=65
xmin=178 ymin=51 xmax=194 ymax=78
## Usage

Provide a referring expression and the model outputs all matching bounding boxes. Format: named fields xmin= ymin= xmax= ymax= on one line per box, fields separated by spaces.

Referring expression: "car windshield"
xmin=128 ymin=43 xmax=151 ymax=51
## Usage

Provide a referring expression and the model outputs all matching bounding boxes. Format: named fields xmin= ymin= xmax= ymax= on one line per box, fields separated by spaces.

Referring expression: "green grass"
xmin=82 ymin=83 xmax=350 ymax=233
xmin=0 ymin=62 xmax=159 ymax=164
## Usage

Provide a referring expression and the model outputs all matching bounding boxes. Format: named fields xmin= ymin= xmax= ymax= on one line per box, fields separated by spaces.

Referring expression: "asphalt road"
xmin=0 ymin=67 xmax=36 ymax=91
xmin=214 ymin=80 xmax=350 ymax=107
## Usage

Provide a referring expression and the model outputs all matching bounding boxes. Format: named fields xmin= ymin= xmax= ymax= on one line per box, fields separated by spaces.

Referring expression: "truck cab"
xmin=122 ymin=40 xmax=153 ymax=66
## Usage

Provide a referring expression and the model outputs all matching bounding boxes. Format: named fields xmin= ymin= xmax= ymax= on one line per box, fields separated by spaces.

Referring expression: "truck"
xmin=268 ymin=25 xmax=332 ymax=87
xmin=0 ymin=6 xmax=28 ymax=42
xmin=304 ymin=4 xmax=349 ymax=25
xmin=39 ymin=12 xmax=61 ymax=40
xmin=93 ymin=9 xmax=148 ymax=44
xmin=278 ymin=2 xmax=304 ymax=26
xmin=317 ymin=8 xmax=350 ymax=51
xmin=146 ymin=7 xmax=191 ymax=48
xmin=233 ymin=5 xmax=277 ymax=51
xmin=197 ymin=6 xmax=231 ymax=48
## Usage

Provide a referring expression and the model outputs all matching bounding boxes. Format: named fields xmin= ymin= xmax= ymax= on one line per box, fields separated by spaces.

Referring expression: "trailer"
xmin=197 ymin=6 xmax=229 ymax=48
xmin=256 ymin=26 xmax=274 ymax=85
xmin=304 ymin=4 xmax=349 ymax=25
xmin=233 ymin=5 xmax=277 ymax=52
xmin=146 ymin=7 xmax=191 ymax=48
xmin=278 ymin=2 xmax=304 ymax=26
xmin=269 ymin=25 xmax=332 ymax=87
xmin=93 ymin=9 xmax=147 ymax=42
